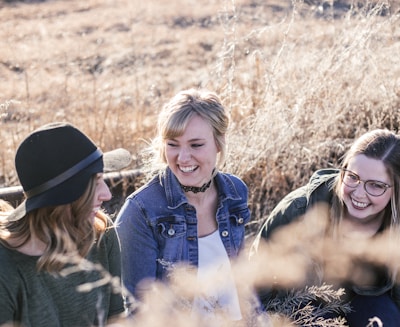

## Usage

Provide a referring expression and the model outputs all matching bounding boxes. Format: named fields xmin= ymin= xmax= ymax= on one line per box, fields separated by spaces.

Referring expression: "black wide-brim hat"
xmin=7 ymin=122 xmax=132 ymax=222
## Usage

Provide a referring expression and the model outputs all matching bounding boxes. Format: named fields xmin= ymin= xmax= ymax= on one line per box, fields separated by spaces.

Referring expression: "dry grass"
xmin=1 ymin=1 xmax=400 ymax=325
xmin=1 ymin=0 xmax=400 ymax=227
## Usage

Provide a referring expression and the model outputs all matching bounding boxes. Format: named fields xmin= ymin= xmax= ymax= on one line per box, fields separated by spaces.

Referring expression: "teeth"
xmin=180 ymin=166 xmax=196 ymax=173
xmin=351 ymin=198 xmax=368 ymax=208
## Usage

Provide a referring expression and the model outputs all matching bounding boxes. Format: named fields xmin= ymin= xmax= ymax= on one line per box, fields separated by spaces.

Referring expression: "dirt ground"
xmin=2 ymin=0 xmax=385 ymax=124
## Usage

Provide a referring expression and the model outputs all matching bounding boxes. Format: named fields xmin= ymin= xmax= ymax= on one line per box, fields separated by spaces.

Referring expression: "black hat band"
xmin=25 ymin=149 xmax=103 ymax=199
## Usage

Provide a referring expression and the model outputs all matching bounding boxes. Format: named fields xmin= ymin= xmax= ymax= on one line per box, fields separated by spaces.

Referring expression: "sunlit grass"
xmin=1 ymin=0 xmax=400 ymax=226
xmin=1 ymin=1 xmax=400 ymax=325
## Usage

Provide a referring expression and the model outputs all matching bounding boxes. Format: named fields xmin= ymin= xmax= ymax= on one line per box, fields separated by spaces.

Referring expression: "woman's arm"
xmin=115 ymin=197 xmax=159 ymax=301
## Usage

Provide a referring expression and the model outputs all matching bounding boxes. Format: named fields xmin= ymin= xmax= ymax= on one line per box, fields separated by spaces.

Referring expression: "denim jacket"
xmin=115 ymin=167 xmax=251 ymax=298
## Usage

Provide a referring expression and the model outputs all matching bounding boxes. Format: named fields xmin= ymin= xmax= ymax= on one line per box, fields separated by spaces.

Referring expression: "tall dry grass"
xmin=1 ymin=0 xmax=399 ymax=228
xmin=219 ymin=0 xmax=400 ymax=231
xmin=1 ymin=1 xmax=400 ymax=325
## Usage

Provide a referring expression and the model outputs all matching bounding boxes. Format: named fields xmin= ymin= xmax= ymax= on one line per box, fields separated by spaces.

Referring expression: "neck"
xmin=8 ymin=235 xmax=47 ymax=256
xmin=340 ymin=213 xmax=384 ymax=239
xmin=180 ymin=179 xmax=212 ymax=193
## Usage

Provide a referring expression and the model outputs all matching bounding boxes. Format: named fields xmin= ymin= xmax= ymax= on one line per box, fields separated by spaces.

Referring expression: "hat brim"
xmin=6 ymin=201 xmax=28 ymax=222
xmin=6 ymin=148 xmax=132 ymax=222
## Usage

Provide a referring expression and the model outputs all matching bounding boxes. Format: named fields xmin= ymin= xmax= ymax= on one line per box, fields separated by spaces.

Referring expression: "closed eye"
xmin=367 ymin=181 xmax=387 ymax=190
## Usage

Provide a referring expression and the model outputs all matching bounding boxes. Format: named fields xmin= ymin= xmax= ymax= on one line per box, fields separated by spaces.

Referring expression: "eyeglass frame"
xmin=340 ymin=169 xmax=393 ymax=197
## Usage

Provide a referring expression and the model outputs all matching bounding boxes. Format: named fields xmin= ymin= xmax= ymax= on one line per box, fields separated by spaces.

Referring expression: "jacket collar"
xmin=163 ymin=167 xmax=242 ymax=209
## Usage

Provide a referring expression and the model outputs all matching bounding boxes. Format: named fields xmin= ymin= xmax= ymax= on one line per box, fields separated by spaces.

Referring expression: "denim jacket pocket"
xmin=154 ymin=216 xmax=187 ymax=264
xmin=229 ymin=205 xmax=251 ymax=251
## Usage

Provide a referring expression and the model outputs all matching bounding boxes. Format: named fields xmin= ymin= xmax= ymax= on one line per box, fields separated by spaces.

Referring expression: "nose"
xmin=352 ymin=181 xmax=367 ymax=197
xmin=99 ymin=179 xmax=112 ymax=202
xmin=178 ymin=147 xmax=191 ymax=162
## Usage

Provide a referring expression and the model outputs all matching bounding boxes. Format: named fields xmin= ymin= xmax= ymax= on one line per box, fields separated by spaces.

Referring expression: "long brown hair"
xmin=0 ymin=175 xmax=108 ymax=272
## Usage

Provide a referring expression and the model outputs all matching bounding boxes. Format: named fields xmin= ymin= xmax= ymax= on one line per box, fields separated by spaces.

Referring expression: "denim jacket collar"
xmin=163 ymin=167 xmax=242 ymax=209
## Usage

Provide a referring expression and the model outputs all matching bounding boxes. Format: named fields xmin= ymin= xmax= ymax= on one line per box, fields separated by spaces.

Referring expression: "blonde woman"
xmin=116 ymin=89 xmax=250 ymax=321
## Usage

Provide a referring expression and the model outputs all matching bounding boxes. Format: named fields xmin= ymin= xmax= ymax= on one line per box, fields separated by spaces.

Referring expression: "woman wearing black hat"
xmin=0 ymin=122 xmax=132 ymax=326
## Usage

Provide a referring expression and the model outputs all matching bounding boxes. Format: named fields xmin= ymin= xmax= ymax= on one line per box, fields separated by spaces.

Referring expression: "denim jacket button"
xmin=168 ymin=228 xmax=175 ymax=236
xmin=238 ymin=217 xmax=244 ymax=224
xmin=221 ymin=230 xmax=229 ymax=237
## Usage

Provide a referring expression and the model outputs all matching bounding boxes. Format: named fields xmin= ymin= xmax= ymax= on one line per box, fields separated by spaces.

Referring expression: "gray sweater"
xmin=0 ymin=227 xmax=124 ymax=326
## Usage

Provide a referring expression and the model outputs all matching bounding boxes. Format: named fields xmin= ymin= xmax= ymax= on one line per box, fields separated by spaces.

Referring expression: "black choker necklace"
xmin=180 ymin=179 xmax=212 ymax=193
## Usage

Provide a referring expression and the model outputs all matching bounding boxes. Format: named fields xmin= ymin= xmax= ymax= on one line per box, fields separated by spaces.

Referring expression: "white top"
xmin=192 ymin=230 xmax=242 ymax=323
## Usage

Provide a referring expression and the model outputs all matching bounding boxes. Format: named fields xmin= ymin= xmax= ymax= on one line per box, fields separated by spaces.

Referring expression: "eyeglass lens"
xmin=342 ymin=170 xmax=389 ymax=196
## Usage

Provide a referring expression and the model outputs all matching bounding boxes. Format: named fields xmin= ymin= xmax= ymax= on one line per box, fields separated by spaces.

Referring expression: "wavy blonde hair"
xmin=150 ymin=89 xmax=229 ymax=174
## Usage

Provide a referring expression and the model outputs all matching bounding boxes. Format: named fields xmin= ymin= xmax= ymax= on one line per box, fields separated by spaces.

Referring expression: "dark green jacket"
xmin=257 ymin=168 xmax=337 ymax=241
xmin=252 ymin=169 xmax=400 ymax=309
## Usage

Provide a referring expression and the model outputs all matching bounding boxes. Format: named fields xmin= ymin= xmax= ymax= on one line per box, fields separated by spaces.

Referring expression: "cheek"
xmin=340 ymin=183 xmax=351 ymax=198
xmin=376 ymin=192 xmax=391 ymax=208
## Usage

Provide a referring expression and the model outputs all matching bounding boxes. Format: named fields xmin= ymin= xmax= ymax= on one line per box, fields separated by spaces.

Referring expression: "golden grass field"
xmin=1 ymin=0 xmax=400 ymax=228
xmin=1 ymin=1 xmax=400 ymax=325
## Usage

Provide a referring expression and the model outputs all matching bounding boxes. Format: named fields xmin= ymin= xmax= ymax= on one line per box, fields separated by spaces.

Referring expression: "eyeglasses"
xmin=341 ymin=169 xmax=392 ymax=197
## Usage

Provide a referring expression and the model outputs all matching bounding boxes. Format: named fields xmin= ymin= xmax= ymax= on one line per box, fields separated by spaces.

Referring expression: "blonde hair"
xmin=0 ymin=175 xmax=108 ymax=272
xmin=151 ymin=89 xmax=229 ymax=174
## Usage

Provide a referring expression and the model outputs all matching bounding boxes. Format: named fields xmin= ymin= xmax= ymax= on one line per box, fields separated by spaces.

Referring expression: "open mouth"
xmin=351 ymin=197 xmax=369 ymax=209
xmin=179 ymin=165 xmax=198 ymax=173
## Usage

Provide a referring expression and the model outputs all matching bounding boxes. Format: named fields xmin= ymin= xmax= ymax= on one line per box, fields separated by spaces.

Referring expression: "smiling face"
xmin=165 ymin=115 xmax=219 ymax=187
xmin=341 ymin=154 xmax=392 ymax=226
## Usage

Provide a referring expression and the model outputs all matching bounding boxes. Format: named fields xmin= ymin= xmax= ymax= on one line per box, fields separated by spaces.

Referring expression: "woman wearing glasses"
xmin=251 ymin=129 xmax=400 ymax=326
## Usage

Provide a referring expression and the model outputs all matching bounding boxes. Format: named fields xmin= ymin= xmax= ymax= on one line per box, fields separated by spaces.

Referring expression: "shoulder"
xmin=117 ymin=176 xmax=165 ymax=218
xmin=102 ymin=221 xmax=119 ymax=243
xmin=216 ymin=172 xmax=248 ymax=193
xmin=90 ymin=223 xmax=120 ymax=264
xmin=258 ymin=170 xmax=337 ymax=240
xmin=306 ymin=169 xmax=338 ymax=203
xmin=0 ymin=244 xmax=11 ymax=271
xmin=0 ymin=243 xmax=18 ymax=267
xmin=309 ymin=168 xmax=339 ymax=185
xmin=93 ymin=218 xmax=120 ymax=250
xmin=130 ymin=174 xmax=161 ymax=195
xmin=0 ymin=243 xmax=25 ymax=288
xmin=275 ymin=169 xmax=338 ymax=209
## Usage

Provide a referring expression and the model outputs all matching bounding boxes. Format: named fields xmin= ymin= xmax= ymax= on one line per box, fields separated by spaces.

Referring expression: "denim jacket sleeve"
xmin=115 ymin=194 xmax=159 ymax=300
